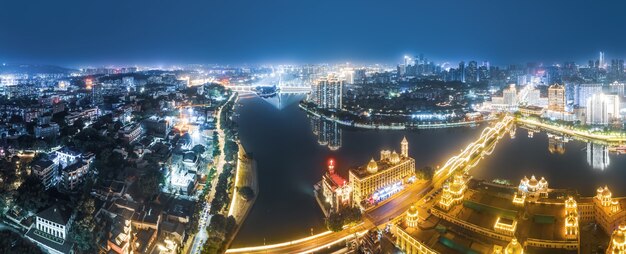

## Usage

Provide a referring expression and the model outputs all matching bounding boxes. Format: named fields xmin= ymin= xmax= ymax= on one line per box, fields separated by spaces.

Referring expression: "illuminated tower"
xmin=564 ymin=197 xmax=579 ymax=240
xmin=405 ymin=206 xmax=419 ymax=228
xmin=503 ymin=238 xmax=524 ymax=254
xmin=401 ymin=136 xmax=408 ymax=157
xmin=607 ymin=224 xmax=626 ymax=254
xmin=438 ymin=174 xmax=466 ymax=211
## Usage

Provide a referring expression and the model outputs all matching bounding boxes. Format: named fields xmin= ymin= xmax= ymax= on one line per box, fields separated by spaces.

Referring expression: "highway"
xmin=226 ymin=115 xmax=513 ymax=254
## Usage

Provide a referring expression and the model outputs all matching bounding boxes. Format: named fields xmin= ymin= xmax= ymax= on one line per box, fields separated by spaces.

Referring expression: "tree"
xmin=416 ymin=166 xmax=434 ymax=180
xmin=138 ymin=166 xmax=162 ymax=199
xmin=70 ymin=196 xmax=97 ymax=253
xmin=192 ymin=144 xmax=206 ymax=155
xmin=15 ymin=175 xmax=49 ymax=212
xmin=237 ymin=186 xmax=255 ymax=201
xmin=326 ymin=212 xmax=344 ymax=232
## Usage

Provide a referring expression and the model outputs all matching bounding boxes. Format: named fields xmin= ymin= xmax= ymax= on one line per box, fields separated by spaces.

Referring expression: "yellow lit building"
xmin=564 ymin=196 xmax=579 ymax=240
xmin=503 ymin=238 xmax=524 ymax=254
xmin=607 ymin=224 xmax=626 ymax=254
xmin=320 ymin=159 xmax=352 ymax=214
xmin=438 ymin=174 xmax=467 ymax=211
xmin=405 ymin=206 xmax=419 ymax=228
xmin=548 ymin=84 xmax=566 ymax=112
xmin=593 ymin=186 xmax=626 ymax=235
xmin=349 ymin=137 xmax=415 ymax=205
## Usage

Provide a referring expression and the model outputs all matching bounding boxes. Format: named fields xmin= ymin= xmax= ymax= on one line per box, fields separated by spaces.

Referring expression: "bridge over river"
xmin=224 ymin=115 xmax=514 ymax=254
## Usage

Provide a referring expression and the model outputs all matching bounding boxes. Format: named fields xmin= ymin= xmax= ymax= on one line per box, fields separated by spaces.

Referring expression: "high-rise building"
xmin=503 ymin=84 xmax=517 ymax=106
xmin=548 ymin=84 xmax=566 ymax=112
xmin=311 ymin=76 xmax=343 ymax=110
xmin=576 ymin=83 xmax=603 ymax=106
xmin=609 ymin=81 xmax=625 ymax=98
xmin=467 ymin=61 xmax=478 ymax=82
xmin=458 ymin=61 xmax=465 ymax=83
xmin=599 ymin=51 xmax=605 ymax=69
xmin=610 ymin=59 xmax=624 ymax=80
xmin=586 ymin=93 xmax=620 ymax=125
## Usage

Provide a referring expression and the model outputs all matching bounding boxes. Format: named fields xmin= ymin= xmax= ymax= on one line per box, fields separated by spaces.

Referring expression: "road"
xmin=226 ymin=181 xmax=432 ymax=254
xmin=188 ymin=92 xmax=237 ymax=254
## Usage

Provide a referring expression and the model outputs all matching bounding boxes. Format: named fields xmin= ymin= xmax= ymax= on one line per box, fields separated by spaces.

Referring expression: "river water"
xmin=230 ymin=93 xmax=626 ymax=247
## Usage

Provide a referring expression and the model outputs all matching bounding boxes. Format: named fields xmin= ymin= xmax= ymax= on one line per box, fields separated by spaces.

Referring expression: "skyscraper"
xmin=503 ymin=84 xmax=517 ymax=106
xmin=467 ymin=61 xmax=478 ymax=83
xmin=576 ymin=83 xmax=603 ymax=106
xmin=599 ymin=51 xmax=605 ymax=69
xmin=458 ymin=61 xmax=465 ymax=83
xmin=586 ymin=93 xmax=620 ymax=125
xmin=548 ymin=84 xmax=566 ymax=112
xmin=312 ymin=76 xmax=343 ymax=110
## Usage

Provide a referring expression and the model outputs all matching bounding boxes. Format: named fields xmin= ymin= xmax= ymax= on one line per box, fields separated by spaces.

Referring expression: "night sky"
xmin=1 ymin=0 xmax=625 ymax=66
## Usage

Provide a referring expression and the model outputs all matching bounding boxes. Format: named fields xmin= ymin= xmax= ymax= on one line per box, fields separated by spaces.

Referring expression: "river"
xmin=230 ymin=93 xmax=626 ymax=247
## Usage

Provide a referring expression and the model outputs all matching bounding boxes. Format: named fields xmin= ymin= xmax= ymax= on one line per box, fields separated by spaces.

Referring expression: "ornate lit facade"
xmin=320 ymin=159 xmax=352 ymax=214
xmin=349 ymin=138 xmax=415 ymax=205
xmin=405 ymin=206 xmax=419 ymax=228
xmin=607 ymin=224 xmax=626 ymax=254
xmin=438 ymin=174 xmax=466 ymax=211
xmin=593 ymin=186 xmax=625 ymax=235
xmin=564 ymin=196 xmax=579 ymax=240
xmin=514 ymin=175 xmax=548 ymax=204
xmin=503 ymin=237 xmax=524 ymax=254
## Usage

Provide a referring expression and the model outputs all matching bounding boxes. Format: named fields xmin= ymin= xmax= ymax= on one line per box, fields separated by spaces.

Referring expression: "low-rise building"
xmin=61 ymin=160 xmax=90 ymax=191
xmin=25 ymin=205 xmax=74 ymax=254
xmin=35 ymin=123 xmax=60 ymax=138
xmin=31 ymin=158 xmax=58 ymax=189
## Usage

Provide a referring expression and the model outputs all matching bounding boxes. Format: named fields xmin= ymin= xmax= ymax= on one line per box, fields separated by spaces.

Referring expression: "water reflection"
xmin=587 ymin=142 xmax=610 ymax=170
xmin=310 ymin=116 xmax=342 ymax=150
xmin=547 ymin=133 xmax=566 ymax=154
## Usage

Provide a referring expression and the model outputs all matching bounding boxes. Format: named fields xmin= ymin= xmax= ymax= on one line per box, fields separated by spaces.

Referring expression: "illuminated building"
xmin=548 ymin=84 xmax=566 ymax=112
xmin=564 ymin=197 xmax=579 ymax=240
xmin=593 ymin=186 xmax=626 ymax=235
xmin=61 ymin=160 xmax=90 ymax=191
xmin=311 ymin=75 xmax=343 ymax=110
xmin=493 ymin=217 xmax=517 ymax=236
xmin=503 ymin=238 xmax=524 ymax=254
xmin=349 ymin=138 xmax=415 ymax=205
xmin=576 ymin=83 xmax=603 ymax=106
xmin=405 ymin=206 xmax=419 ymax=228
xmin=586 ymin=93 xmax=620 ymax=125
xmin=514 ymin=175 xmax=548 ymax=205
xmin=320 ymin=159 xmax=352 ymax=214
xmin=118 ymin=123 xmax=143 ymax=143
xmin=31 ymin=158 xmax=58 ymax=189
xmin=438 ymin=174 xmax=467 ymax=211
xmin=25 ymin=205 xmax=75 ymax=254
xmin=503 ymin=84 xmax=517 ymax=106
xmin=85 ymin=78 xmax=93 ymax=90
xmin=607 ymin=224 xmax=626 ymax=254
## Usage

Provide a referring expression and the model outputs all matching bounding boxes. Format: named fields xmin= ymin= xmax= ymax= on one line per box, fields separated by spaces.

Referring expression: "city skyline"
xmin=2 ymin=0 xmax=626 ymax=66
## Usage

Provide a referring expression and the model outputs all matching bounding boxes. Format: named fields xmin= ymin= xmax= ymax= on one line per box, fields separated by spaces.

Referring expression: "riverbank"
xmin=299 ymin=103 xmax=495 ymax=130
xmin=224 ymin=143 xmax=258 ymax=249
xmin=517 ymin=117 xmax=626 ymax=144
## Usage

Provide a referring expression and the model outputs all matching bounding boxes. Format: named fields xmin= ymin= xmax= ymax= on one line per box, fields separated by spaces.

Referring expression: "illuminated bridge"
xmin=225 ymin=83 xmax=311 ymax=94
xmin=433 ymin=114 xmax=514 ymax=183
xmin=224 ymin=115 xmax=514 ymax=254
